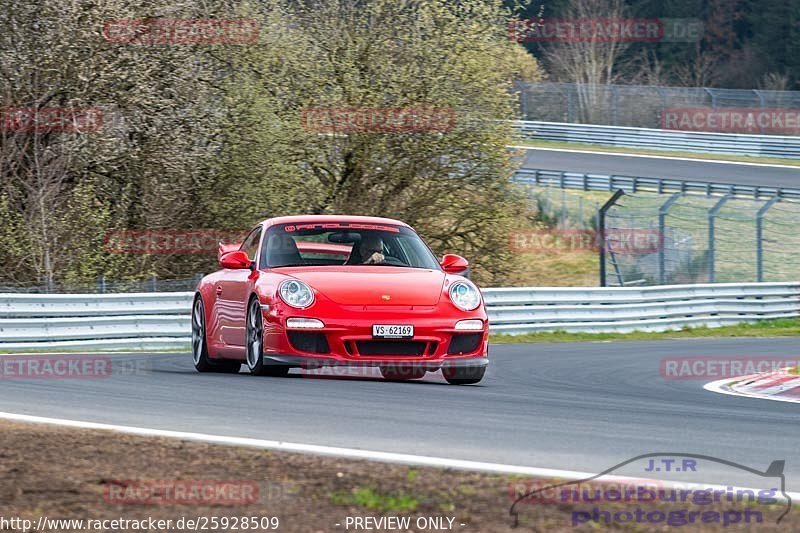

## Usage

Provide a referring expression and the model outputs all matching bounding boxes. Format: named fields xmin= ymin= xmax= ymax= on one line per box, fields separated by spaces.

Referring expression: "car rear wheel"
xmin=246 ymin=298 xmax=290 ymax=377
xmin=442 ymin=365 xmax=485 ymax=385
xmin=379 ymin=365 xmax=426 ymax=381
xmin=192 ymin=297 xmax=240 ymax=374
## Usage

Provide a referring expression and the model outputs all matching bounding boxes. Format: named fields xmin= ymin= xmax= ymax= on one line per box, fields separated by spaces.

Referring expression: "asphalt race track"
xmin=519 ymin=148 xmax=800 ymax=190
xmin=1 ymin=338 xmax=799 ymax=491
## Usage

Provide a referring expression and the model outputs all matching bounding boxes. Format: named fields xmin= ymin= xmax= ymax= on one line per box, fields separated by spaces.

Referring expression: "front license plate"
xmin=372 ymin=324 xmax=414 ymax=339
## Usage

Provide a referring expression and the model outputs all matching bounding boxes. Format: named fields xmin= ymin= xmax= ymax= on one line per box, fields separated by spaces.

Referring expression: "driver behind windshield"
xmin=346 ymin=233 xmax=384 ymax=265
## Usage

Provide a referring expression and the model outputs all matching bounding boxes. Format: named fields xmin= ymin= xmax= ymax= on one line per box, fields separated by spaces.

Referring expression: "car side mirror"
xmin=218 ymin=241 xmax=242 ymax=262
xmin=220 ymin=250 xmax=253 ymax=270
xmin=440 ymin=254 xmax=469 ymax=275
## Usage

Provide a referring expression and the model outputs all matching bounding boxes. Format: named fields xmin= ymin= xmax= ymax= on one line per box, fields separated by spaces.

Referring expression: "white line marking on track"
xmin=1 ymin=410 xmax=797 ymax=500
xmin=704 ymin=377 xmax=800 ymax=404
xmin=507 ymin=145 xmax=800 ymax=169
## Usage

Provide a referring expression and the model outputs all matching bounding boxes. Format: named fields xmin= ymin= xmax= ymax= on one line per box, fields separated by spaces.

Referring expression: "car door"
xmin=216 ymin=225 xmax=262 ymax=353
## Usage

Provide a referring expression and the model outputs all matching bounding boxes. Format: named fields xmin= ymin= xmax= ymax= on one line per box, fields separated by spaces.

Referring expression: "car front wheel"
xmin=245 ymin=298 xmax=289 ymax=377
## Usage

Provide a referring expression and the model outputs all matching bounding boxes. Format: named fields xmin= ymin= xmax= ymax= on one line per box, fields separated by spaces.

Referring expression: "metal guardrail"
xmin=0 ymin=292 xmax=194 ymax=351
xmin=516 ymin=82 xmax=800 ymax=130
xmin=485 ymin=282 xmax=800 ymax=334
xmin=0 ymin=283 xmax=797 ymax=350
xmin=513 ymin=120 xmax=800 ymax=159
xmin=512 ymin=168 xmax=800 ymax=201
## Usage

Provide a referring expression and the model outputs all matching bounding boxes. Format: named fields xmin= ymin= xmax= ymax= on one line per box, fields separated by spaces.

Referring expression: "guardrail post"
xmin=754 ymin=89 xmax=765 ymax=108
xmin=598 ymin=189 xmax=625 ymax=287
xmin=658 ymin=193 xmax=682 ymax=285
xmin=708 ymin=195 xmax=732 ymax=283
xmin=706 ymin=88 xmax=717 ymax=108
xmin=756 ymin=196 xmax=780 ymax=282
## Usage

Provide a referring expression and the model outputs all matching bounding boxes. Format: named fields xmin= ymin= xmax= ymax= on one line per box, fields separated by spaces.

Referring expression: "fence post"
xmin=756 ymin=196 xmax=780 ymax=282
xmin=708 ymin=195 xmax=732 ymax=283
xmin=598 ymin=189 xmax=625 ymax=287
xmin=658 ymin=193 xmax=682 ymax=285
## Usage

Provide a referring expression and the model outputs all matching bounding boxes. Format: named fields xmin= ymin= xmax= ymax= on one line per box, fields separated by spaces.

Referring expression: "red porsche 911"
xmin=192 ymin=215 xmax=488 ymax=384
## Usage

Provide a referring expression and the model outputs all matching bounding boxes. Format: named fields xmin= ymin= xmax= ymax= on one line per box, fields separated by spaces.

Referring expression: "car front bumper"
xmin=260 ymin=304 xmax=489 ymax=370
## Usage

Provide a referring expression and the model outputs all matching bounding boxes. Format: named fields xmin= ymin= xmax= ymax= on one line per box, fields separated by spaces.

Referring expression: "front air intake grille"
xmin=447 ymin=333 xmax=482 ymax=355
xmin=288 ymin=331 xmax=330 ymax=354
xmin=355 ymin=341 xmax=426 ymax=356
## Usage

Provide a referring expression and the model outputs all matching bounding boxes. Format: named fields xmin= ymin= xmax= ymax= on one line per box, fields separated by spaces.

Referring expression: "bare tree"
xmin=540 ymin=0 xmax=629 ymax=123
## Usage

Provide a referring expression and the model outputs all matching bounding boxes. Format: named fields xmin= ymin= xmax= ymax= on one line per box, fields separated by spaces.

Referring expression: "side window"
xmin=239 ymin=226 xmax=263 ymax=263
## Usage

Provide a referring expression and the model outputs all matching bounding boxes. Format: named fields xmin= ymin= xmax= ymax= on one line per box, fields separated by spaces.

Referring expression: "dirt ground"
xmin=0 ymin=419 xmax=796 ymax=532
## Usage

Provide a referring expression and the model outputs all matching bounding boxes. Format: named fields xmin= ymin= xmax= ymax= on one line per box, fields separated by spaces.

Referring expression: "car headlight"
xmin=279 ymin=279 xmax=315 ymax=309
xmin=449 ymin=281 xmax=481 ymax=311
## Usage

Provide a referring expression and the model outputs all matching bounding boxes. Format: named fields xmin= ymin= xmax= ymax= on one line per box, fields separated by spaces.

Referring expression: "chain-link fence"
xmin=516 ymin=82 xmax=800 ymax=132
xmin=522 ymin=186 xmax=604 ymax=230
xmin=602 ymin=193 xmax=800 ymax=286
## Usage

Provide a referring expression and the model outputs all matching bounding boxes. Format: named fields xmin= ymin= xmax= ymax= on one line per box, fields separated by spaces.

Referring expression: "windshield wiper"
xmin=270 ymin=263 xmax=308 ymax=268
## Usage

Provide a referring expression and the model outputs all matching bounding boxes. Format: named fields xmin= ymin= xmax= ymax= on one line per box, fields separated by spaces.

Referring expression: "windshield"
xmin=260 ymin=222 xmax=441 ymax=270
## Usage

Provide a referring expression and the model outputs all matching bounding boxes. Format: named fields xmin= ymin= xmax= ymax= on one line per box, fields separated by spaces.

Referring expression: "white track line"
xmin=507 ymin=145 xmax=800 ymax=169
xmin=704 ymin=377 xmax=800 ymax=404
xmin=1 ymin=410 xmax=797 ymax=501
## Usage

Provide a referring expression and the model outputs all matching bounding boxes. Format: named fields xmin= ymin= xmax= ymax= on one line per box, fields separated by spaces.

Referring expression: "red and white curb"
xmin=704 ymin=368 xmax=800 ymax=404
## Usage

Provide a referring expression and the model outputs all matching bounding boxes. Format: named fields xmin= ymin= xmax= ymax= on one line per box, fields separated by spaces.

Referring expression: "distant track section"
xmin=513 ymin=167 xmax=800 ymax=201
xmin=513 ymin=121 xmax=800 ymax=159
xmin=515 ymin=148 xmax=800 ymax=199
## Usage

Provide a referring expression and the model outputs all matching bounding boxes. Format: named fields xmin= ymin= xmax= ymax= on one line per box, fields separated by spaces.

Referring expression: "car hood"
xmin=275 ymin=266 xmax=446 ymax=306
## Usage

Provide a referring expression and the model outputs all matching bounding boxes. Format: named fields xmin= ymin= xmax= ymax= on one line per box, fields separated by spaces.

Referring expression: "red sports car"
xmin=192 ymin=215 xmax=488 ymax=384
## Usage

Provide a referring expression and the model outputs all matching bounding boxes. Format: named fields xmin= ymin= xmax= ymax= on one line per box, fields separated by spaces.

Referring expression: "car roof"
xmin=258 ymin=215 xmax=411 ymax=229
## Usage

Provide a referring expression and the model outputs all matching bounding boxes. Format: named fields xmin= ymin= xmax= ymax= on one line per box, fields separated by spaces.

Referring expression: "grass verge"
xmin=1 ymin=419 xmax=796 ymax=532
xmin=491 ymin=318 xmax=800 ymax=344
xmin=511 ymin=138 xmax=800 ymax=167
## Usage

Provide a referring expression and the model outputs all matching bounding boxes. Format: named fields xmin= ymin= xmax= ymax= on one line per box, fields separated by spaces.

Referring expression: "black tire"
xmin=379 ymin=365 xmax=426 ymax=380
xmin=245 ymin=298 xmax=290 ymax=377
xmin=442 ymin=365 xmax=486 ymax=385
xmin=192 ymin=297 xmax=241 ymax=374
